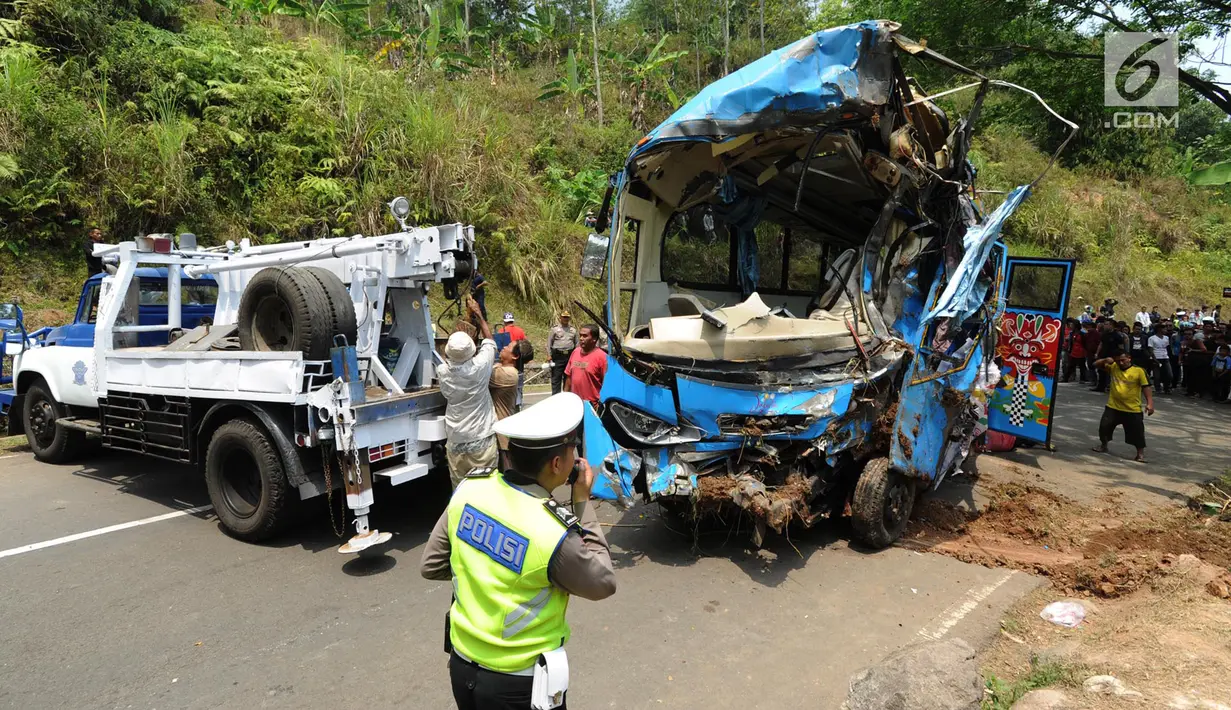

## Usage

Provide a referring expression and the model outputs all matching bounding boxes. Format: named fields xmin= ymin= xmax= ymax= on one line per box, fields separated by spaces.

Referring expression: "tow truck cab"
xmin=46 ymin=269 xmax=219 ymax=347
xmin=1 ymin=270 xmax=218 ymax=430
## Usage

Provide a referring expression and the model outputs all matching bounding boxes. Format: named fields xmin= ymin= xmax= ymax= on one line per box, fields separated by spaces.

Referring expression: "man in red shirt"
xmin=502 ymin=312 xmax=526 ymax=342
xmin=564 ymin=324 xmax=608 ymax=404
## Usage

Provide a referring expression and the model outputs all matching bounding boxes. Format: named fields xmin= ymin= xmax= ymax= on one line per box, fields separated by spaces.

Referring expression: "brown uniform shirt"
xmin=547 ymin=325 xmax=578 ymax=359
xmin=419 ymin=481 xmax=617 ymax=601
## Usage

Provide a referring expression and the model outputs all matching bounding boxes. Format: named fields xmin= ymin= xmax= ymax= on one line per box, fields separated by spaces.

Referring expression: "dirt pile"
xmin=906 ymin=482 xmax=1231 ymax=599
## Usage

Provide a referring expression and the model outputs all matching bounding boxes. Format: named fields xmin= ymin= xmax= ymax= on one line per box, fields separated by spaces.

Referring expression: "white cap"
xmin=445 ymin=331 xmax=476 ymax=363
xmin=493 ymin=392 xmax=584 ymax=449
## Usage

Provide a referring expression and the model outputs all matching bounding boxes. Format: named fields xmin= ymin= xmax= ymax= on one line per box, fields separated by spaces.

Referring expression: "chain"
xmin=322 ymin=445 xmax=347 ymax=538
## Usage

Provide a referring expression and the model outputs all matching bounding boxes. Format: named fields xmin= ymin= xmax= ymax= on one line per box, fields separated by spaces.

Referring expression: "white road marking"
xmin=917 ymin=570 xmax=1015 ymax=641
xmin=0 ymin=505 xmax=213 ymax=560
xmin=0 ymin=453 xmax=26 ymax=460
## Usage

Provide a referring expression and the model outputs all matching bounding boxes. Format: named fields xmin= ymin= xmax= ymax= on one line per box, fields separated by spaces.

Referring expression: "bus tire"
xmin=205 ymin=418 xmax=291 ymax=542
xmin=851 ymin=457 xmax=916 ymax=549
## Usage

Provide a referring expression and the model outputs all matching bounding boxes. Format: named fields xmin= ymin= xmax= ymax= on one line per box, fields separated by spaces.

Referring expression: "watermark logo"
xmin=1104 ymin=32 xmax=1178 ymax=128
xmin=1105 ymin=32 xmax=1178 ymax=107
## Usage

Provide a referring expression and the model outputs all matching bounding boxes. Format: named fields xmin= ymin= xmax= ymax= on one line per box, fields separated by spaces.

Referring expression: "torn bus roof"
xmin=631 ymin=20 xmax=896 ymax=155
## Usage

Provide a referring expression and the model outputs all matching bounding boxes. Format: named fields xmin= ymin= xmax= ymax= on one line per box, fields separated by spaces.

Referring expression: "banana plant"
xmin=1189 ymin=161 xmax=1231 ymax=186
xmin=276 ymin=0 xmax=370 ymax=35
xmin=605 ymin=34 xmax=688 ymax=129
xmin=537 ymin=49 xmax=595 ymax=117
xmin=417 ymin=5 xmax=478 ymax=75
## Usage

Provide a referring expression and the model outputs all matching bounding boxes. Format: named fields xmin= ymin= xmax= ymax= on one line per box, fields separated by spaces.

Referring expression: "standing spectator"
xmin=84 ymin=226 xmax=106 ymax=275
xmin=1127 ymin=322 xmax=1152 ymax=369
xmin=1099 ymin=298 xmax=1118 ymax=318
xmin=1169 ymin=324 xmax=1184 ymax=390
xmin=1080 ymin=305 xmax=1095 ymax=325
xmin=1147 ymin=324 xmax=1172 ymax=394
xmin=502 ymin=312 xmax=526 ymax=342
xmin=1149 ymin=306 xmax=1161 ymax=325
xmin=1184 ymin=332 xmax=1211 ymax=398
xmin=470 ymin=272 xmax=488 ymax=321
xmin=437 ymin=298 xmax=498 ymax=488
xmin=1091 ymin=320 xmax=1124 ymax=393
xmin=1062 ymin=319 xmax=1088 ymax=383
xmin=1212 ymin=344 xmax=1231 ymax=403
xmin=1134 ymin=306 xmax=1152 ymax=330
xmin=564 ymin=324 xmax=608 ymax=405
xmin=546 ymin=310 xmax=579 ymax=394
xmin=1214 ymin=304 xmax=1222 ymax=324
xmin=1092 ymin=351 xmax=1154 ymax=463
xmin=502 ymin=312 xmax=528 ymax=409
xmin=1082 ymin=319 xmax=1101 ymax=377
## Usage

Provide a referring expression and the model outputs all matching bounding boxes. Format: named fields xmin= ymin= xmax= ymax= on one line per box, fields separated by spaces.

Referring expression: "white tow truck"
xmin=7 ymin=198 xmax=475 ymax=553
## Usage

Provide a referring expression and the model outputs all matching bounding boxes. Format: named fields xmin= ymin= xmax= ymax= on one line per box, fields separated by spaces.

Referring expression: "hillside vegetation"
xmin=0 ymin=0 xmax=1228 ymax=332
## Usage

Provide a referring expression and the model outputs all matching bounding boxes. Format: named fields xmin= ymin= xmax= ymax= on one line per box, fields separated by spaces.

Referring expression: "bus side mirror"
xmin=0 ymin=302 xmax=21 ymax=323
xmin=579 ymin=232 xmax=609 ymax=280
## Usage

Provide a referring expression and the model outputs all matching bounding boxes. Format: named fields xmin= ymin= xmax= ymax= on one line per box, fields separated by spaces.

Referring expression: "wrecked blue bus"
xmin=578 ymin=20 xmax=1077 ymax=548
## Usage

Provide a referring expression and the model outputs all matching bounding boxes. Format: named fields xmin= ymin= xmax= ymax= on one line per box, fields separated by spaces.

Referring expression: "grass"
xmin=0 ymin=434 xmax=28 ymax=455
xmin=982 ymin=659 xmax=1085 ymax=710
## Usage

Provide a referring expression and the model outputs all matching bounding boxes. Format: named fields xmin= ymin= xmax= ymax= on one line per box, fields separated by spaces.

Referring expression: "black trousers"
xmin=1093 ymin=366 xmax=1110 ymax=392
xmin=1062 ymin=356 xmax=1088 ymax=382
xmin=1152 ymin=359 xmax=1172 ymax=392
xmin=550 ymin=353 xmax=569 ymax=394
xmin=1214 ymin=372 xmax=1231 ymax=401
xmin=449 ymin=653 xmax=567 ymax=710
xmin=1098 ymin=406 xmax=1146 ymax=449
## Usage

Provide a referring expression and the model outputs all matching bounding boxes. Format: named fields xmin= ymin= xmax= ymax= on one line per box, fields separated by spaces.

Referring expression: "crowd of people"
xmin=436 ymin=296 xmax=609 ymax=486
xmin=1063 ymin=301 xmax=1230 ymax=402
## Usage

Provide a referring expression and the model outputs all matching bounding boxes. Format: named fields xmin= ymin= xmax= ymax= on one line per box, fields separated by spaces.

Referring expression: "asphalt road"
xmin=0 ymin=447 xmax=1039 ymax=710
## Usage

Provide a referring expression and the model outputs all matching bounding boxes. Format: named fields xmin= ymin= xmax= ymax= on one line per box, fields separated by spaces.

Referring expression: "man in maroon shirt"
xmin=564 ymin=324 xmax=608 ymax=404
xmin=1082 ymin=319 xmax=1102 ymax=379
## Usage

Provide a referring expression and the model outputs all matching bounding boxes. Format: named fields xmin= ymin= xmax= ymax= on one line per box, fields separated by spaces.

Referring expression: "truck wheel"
xmin=302 ymin=266 xmax=358 ymax=348
xmin=237 ymin=266 xmax=333 ymax=360
xmin=851 ymin=457 xmax=916 ymax=549
xmin=204 ymin=418 xmax=291 ymax=542
xmin=23 ymin=381 xmax=85 ymax=464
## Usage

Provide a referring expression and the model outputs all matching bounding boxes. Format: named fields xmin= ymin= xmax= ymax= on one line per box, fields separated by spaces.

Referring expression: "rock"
xmin=843 ymin=638 xmax=982 ymax=710
xmin=1011 ymin=689 xmax=1073 ymax=710
xmin=1206 ymin=575 xmax=1231 ymax=599
xmin=1083 ymin=675 xmax=1143 ymax=699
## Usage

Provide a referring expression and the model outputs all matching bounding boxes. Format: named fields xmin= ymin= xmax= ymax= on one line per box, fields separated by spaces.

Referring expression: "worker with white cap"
xmin=420 ymin=392 xmax=617 ymax=709
xmin=438 ymin=297 xmax=499 ymax=488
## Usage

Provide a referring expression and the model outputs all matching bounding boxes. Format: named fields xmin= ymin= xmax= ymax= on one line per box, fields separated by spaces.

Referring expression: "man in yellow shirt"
xmin=1092 ymin=351 xmax=1155 ymax=463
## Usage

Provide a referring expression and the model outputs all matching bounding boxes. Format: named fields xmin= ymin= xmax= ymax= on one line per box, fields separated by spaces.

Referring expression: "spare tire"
xmin=302 ymin=266 xmax=358 ymax=349
xmin=237 ymin=266 xmax=334 ymax=359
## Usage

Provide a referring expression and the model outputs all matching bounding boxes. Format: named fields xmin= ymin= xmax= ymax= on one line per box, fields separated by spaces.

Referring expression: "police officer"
xmin=420 ymin=392 xmax=617 ymax=710
xmin=546 ymin=311 xmax=578 ymax=395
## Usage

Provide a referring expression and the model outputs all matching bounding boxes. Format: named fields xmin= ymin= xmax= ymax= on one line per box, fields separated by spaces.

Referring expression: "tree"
xmin=589 ymin=0 xmax=603 ymax=126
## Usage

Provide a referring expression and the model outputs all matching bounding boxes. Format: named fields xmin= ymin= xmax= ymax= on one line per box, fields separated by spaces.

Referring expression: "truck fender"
xmin=14 ymin=346 xmax=98 ymax=408
xmin=197 ymin=402 xmax=308 ymax=489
